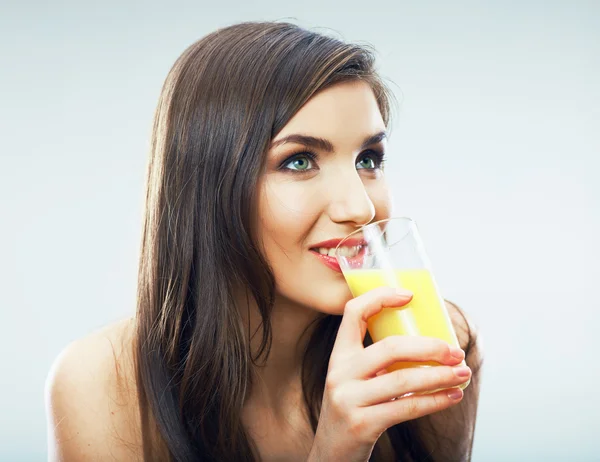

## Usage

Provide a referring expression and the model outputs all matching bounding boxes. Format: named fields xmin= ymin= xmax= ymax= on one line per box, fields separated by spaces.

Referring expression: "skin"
xmin=244 ymin=81 xmax=390 ymax=400
xmin=45 ymin=81 xmax=481 ymax=461
xmin=241 ymin=80 xmax=393 ymax=458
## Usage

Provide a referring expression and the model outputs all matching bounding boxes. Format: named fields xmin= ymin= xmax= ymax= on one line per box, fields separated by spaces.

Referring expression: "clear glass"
xmin=335 ymin=217 xmax=469 ymax=390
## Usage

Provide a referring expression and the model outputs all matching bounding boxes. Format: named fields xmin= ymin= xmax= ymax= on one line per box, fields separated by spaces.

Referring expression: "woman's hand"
xmin=307 ymin=287 xmax=471 ymax=462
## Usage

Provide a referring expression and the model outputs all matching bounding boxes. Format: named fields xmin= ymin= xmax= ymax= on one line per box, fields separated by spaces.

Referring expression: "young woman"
xmin=46 ymin=21 xmax=483 ymax=461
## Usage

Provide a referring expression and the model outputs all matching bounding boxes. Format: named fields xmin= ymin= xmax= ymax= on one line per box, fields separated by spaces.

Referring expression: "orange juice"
xmin=343 ymin=268 xmax=469 ymax=389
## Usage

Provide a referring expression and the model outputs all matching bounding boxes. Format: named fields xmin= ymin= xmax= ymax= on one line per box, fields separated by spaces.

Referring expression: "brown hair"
xmin=134 ymin=21 xmax=433 ymax=461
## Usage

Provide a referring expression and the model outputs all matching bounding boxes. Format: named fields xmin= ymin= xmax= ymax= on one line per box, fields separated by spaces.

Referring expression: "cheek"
xmin=256 ymin=179 xmax=323 ymax=288
xmin=257 ymin=179 xmax=322 ymax=246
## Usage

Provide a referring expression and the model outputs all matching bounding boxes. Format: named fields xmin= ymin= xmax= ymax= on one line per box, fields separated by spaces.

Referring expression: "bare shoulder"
xmin=45 ymin=317 xmax=143 ymax=461
xmin=444 ymin=300 xmax=484 ymax=372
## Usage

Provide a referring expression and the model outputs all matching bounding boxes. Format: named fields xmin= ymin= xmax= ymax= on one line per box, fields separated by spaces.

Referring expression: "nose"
xmin=327 ymin=168 xmax=376 ymax=228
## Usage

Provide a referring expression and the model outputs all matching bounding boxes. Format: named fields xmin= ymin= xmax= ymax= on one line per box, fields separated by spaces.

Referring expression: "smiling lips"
xmin=309 ymin=237 xmax=367 ymax=272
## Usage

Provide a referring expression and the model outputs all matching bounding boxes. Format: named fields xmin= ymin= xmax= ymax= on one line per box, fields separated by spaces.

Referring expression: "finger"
xmin=356 ymin=364 xmax=471 ymax=406
xmin=331 ymin=287 xmax=413 ymax=357
xmin=365 ymin=387 xmax=465 ymax=431
xmin=351 ymin=335 xmax=465 ymax=379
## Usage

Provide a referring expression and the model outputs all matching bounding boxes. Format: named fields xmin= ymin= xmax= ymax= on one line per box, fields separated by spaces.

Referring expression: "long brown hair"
xmin=134 ymin=21 xmax=429 ymax=461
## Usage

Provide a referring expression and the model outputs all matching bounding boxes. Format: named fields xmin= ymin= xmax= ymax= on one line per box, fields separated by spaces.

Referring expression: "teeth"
xmin=315 ymin=246 xmax=361 ymax=258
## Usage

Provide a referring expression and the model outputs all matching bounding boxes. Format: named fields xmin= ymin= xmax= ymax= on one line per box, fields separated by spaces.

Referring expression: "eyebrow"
xmin=270 ymin=131 xmax=387 ymax=152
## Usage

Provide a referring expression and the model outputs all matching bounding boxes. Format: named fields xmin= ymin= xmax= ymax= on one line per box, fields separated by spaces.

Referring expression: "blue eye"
xmin=356 ymin=156 xmax=376 ymax=169
xmin=282 ymin=153 xmax=316 ymax=172
xmin=356 ymin=151 xmax=385 ymax=170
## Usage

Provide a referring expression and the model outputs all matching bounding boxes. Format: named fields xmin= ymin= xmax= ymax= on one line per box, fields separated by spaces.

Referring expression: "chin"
xmin=298 ymin=281 xmax=354 ymax=316
xmin=274 ymin=265 xmax=355 ymax=316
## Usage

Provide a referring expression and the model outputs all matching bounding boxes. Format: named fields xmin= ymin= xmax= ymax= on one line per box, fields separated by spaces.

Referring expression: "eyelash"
xmin=279 ymin=149 xmax=386 ymax=174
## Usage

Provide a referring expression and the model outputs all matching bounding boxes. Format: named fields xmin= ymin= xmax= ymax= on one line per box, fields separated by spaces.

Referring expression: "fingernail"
xmin=447 ymin=388 xmax=463 ymax=400
xmin=396 ymin=289 xmax=413 ymax=298
xmin=450 ymin=347 xmax=465 ymax=360
xmin=453 ymin=366 xmax=471 ymax=378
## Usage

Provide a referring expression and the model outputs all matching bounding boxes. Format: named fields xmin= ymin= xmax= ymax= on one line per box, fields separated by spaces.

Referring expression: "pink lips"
xmin=309 ymin=236 xmax=368 ymax=273
xmin=310 ymin=236 xmax=366 ymax=249
xmin=310 ymin=251 xmax=343 ymax=272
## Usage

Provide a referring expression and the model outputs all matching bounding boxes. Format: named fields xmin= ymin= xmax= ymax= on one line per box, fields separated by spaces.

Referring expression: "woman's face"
xmin=257 ymin=80 xmax=393 ymax=315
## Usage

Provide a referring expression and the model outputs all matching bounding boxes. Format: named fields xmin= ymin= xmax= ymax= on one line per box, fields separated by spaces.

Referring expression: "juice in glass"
xmin=343 ymin=268 xmax=469 ymax=389
xmin=336 ymin=217 xmax=470 ymax=392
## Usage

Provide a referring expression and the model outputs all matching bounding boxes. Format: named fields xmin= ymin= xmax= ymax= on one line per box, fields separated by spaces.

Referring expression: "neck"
xmin=239 ymin=294 xmax=323 ymax=413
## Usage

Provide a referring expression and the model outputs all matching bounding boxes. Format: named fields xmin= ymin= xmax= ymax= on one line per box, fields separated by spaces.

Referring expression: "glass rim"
xmin=335 ymin=216 xmax=415 ymax=251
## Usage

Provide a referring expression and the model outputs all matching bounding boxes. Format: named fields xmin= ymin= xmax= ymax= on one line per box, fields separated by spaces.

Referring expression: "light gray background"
xmin=1 ymin=1 xmax=599 ymax=461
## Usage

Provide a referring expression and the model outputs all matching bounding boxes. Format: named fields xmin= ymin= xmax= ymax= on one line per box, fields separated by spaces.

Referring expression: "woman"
xmin=46 ymin=21 xmax=482 ymax=461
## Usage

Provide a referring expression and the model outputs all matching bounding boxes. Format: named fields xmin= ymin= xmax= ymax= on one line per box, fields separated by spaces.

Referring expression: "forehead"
xmin=273 ymin=80 xmax=386 ymax=149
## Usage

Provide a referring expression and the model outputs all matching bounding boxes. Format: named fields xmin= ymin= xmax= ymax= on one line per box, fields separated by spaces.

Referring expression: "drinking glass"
xmin=335 ymin=217 xmax=469 ymax=390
